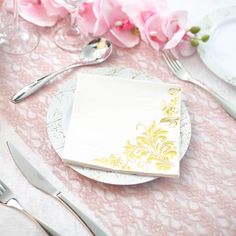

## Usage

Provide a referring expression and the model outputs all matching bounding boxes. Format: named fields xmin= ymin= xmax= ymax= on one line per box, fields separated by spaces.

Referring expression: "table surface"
xmin=0 ymin=0 xmax=236 ymax=235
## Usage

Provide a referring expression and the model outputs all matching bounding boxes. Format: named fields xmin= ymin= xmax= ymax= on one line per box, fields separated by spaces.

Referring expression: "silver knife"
xmin=7 ymin=141 xmax=107 ymax=236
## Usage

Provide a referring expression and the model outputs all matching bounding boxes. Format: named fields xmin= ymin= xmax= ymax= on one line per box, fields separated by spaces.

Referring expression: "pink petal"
xmin=148 ymin=37 xmax=161 ymax=51
xmin=107 ymin=27 xmax=140 ymax=48
xmin=93 ymin=0 xmax=102 ymax=18
xmin=3 ymin=0 xmax=68 ymax=27
xmin=161 ymin=11 xmax=188 ymax=38
xmin=93 ymin=16 xmax=109 ymax=36
xmin=77 ymin=2 xmax=108 ymax=36
xmin=18 ymin=4 xmax=60 ymax=27
xmin=78 ymin=3 xmax=97 ymax=34
xmin=121 ymin=0 xmax=167 ymax=32
xmin=41 ymin=0 xmax=68 ymax=17
xmin=145 ymin=14 xmax=167 ymax=42
xmin=164 ymin=29 xmax=186 ymax=49
xmin=101 ymin=0 xmax=127 ymax=26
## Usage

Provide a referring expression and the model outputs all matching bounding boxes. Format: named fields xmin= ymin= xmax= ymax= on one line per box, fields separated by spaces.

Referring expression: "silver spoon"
xmin=11 ymin=38 xmax=112 ymax=103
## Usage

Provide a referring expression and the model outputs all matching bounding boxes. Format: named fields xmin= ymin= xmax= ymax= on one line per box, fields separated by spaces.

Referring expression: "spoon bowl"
xmin=80 ymin=38 xmax=112 ymax=63
xmin=11 ymin=38 xmax=112 ymax=103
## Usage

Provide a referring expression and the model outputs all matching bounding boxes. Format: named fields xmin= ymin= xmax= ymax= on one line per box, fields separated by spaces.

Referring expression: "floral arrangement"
xmin=2 ymin=0 xmax=209 ymax=55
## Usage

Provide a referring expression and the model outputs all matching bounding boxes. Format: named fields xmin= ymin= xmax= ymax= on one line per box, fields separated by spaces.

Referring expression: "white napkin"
xmin=63 ymin=74 xmax=182 ymax=177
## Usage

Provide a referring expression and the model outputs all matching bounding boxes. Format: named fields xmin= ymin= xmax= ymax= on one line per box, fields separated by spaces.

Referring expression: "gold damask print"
xmin=124 ymin=122 xmax=176 ymax=171
xmin=92 ymin=87 xmax=180 ymax=173
xmin=161 ymin=88 xmax=181 ymax=127
xmin=93 ymin=154 xmax=131 ymax=171
xmin=93 ymin=122 xmax=177 ymax=172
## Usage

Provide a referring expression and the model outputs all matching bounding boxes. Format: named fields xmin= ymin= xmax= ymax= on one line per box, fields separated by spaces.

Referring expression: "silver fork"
xmin=162 ymin=50 xmax=236 ymax=119
xmin=0 ymin=179 xmax=61 ymax=236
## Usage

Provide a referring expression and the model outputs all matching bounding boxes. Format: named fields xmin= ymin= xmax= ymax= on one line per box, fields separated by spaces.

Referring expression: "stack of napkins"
xmin=63 ymin=74 xmax=182 ymax=177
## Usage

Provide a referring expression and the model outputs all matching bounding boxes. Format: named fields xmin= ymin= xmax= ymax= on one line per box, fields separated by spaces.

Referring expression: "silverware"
xmin=0 ymin=179 xmax=61 ymax=236
xmin=7 ymin=141 xmax=107 ymax=236
xmin=11 ymin=38 xmax=112 ymax=103
xmin=162 ymin=50 xmax=236 ymax=119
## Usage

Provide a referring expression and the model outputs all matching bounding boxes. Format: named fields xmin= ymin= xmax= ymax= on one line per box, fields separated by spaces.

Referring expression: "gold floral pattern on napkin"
xmin=161 ymin=88 xmax=181 ymax=127
xmin=92 ymin=88 xmax=181 ymax=173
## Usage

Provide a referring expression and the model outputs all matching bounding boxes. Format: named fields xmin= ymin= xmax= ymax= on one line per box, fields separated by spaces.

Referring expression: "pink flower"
xmin=3 ymin=0 xmax=68 ymax=27
xmin=76 ymin=0 xmax=140 ymax=48
xmin=143 ymin=10 xmax=188 ymax=51
xmin=76 ymin=1 xmax=108 ymax=37
xmin=102 ymin=0 xmax=141 ymax=48
xmin=79 ymin=0 xmax=139 ymax=48
xmin=121 ymin=0 xmax=167 ymax=43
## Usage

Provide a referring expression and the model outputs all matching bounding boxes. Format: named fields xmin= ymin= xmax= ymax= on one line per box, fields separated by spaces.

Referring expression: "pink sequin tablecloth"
xmin=0 ymin=1 xmax=236 ymax=235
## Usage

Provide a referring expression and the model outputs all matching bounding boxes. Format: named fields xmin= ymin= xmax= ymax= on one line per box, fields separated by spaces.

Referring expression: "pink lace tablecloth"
xmin=1 ymin=1 xmax=236 ymax=235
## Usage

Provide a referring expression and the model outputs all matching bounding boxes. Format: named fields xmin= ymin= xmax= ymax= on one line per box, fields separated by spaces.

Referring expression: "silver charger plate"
xmin=198 ymin=6 xmax=236 ymax=86
xmin=47 ymin=67 xmax=191 ymax=185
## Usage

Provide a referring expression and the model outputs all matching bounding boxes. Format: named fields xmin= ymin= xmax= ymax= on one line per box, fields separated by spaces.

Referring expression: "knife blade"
xmin=7 ymin=141 xmax=107 ymax=236
xmin=7 ymin=142 xmax=59 ymax=195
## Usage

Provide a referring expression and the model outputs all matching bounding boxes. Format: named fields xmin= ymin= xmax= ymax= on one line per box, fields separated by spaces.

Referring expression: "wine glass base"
xmin=0 ymin=21 xmax=40 ymax=55
xmin=54 ymin=25 xmax=89 ymax=53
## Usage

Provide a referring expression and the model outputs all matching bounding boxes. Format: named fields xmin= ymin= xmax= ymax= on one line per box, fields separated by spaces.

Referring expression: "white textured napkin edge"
xmin=63 ymin=159 xmax=180 ymax=178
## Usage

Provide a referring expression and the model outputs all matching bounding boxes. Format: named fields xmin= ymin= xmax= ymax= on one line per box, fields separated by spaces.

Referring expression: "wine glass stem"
xmin=70 ymin=7 xmax=80 ymax=32
xmin=13 ymin=0 xmax=19 ymax=29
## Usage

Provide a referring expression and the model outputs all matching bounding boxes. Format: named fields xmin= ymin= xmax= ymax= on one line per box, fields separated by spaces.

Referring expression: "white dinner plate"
xmin=47 ymin=67 xmax=191 ymax=185
xmin=198 ymin=6 xmax=236 ymax=86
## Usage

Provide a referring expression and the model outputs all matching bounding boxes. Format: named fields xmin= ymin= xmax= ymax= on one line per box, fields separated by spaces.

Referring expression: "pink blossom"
xmin=121 ymin=0 xmax=168 ymax=43
xmin=2 ymin=0 xmax=191 ymax=52
xmin=3 ymin=0 xmax=68 ymax=27
xmin=143 ymin=10 xmax=188 ymax=50
xmin=75 ymin=1 xmax=108 ymax=37
xmin=76 ymin=0 xmax=140 ymax=48
xmin=95 ymin=0 xmax=140 ymax=48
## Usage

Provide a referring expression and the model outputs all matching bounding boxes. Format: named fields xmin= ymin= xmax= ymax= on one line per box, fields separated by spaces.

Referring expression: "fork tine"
xmin=162 ymin=51 xmax=178 ymax=73
xmin=0 ymin=185 xmax=4 ymax=193
xmin=0 ymin=186 xmax=3 ymax=193
xmin=165 ymin=50 xmax=182 ymax=71
xmin=0 ymin=181 xmax=6 ymax=194
xmin=166 ymin=50 xmax=183 ymax=69
xmin=0 ymin=179 xmax=7 ymax=189
xmin=163 ymin=52 xmax=176 ymax=73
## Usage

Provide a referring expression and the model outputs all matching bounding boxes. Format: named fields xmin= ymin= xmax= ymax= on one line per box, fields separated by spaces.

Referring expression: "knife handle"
xmin=56 ymin=193 xmax=107 ymax=236
xmin=35 ymin=218 xmax=61 ymax=236
xmin=7 ymin=198 xmax=61 ymax=236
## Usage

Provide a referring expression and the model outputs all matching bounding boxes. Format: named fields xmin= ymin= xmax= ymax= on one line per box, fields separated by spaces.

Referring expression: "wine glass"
xmin=0 ymin=0 xmax=40 ymax=55
xmin=54 ymin=0 xmax=89 ymax=52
